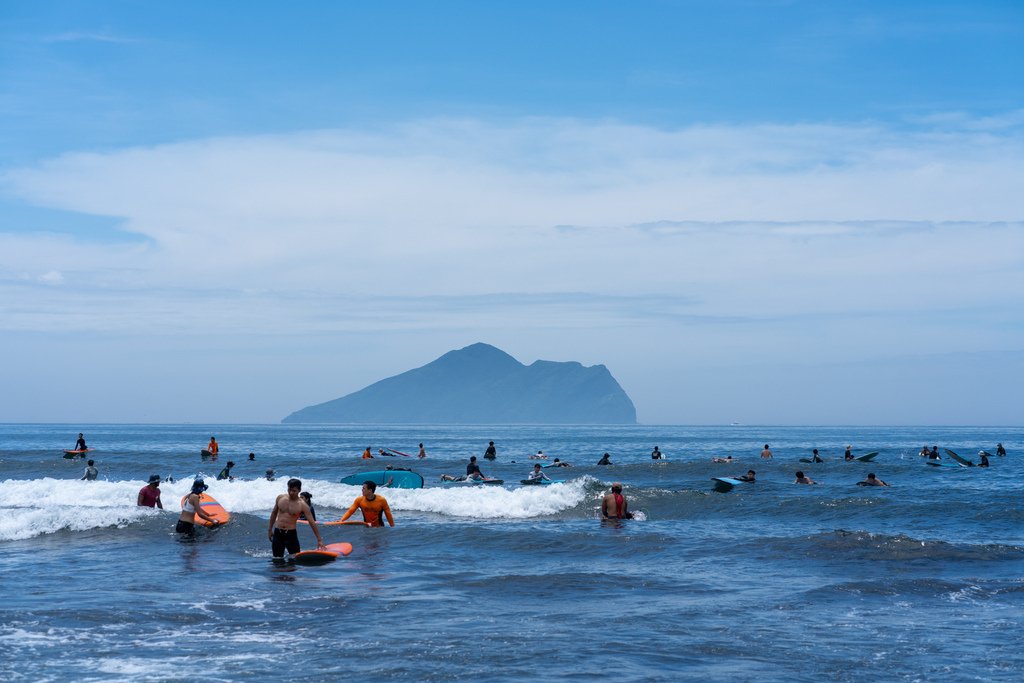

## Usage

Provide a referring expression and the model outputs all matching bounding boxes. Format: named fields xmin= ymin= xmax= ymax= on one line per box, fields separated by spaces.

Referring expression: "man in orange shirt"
xmin=340 ymin=481 xmax=395 ymax=527
xmin=362 ymin=446 xmax=373 ymax=459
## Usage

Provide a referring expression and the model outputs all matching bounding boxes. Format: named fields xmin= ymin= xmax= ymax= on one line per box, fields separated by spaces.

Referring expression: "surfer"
xmin=340 ymin=481 xmax=395 ymax=527
xmin=362 ymin=446 xmax=373 ymax=459
xmin=601 ymin=483 xmax=632 ymax=520
xmin=918 ymin=445 xmax=930 ymax=458
xmin=466 ymin=456 xmax=488 ymax=481
xmin=551 ymin=458 xmax=572 ymax=467
xmin=248 ymin=452 xmax=255 ymax=461
xmin=265 ymin=469 xmax=276 ymax=481
xmin=216 ymin=461 xmax=235 ymax=481
xmin=794 ymin=471 xmax=815 ymax=485
xmin=74 ymin=433 xmax=87 ymax=451
xmin=929 ymin=446 xmax=940 ymax=460
xmin=712 ymin=455 xmax=733 ymax=463
xmin=137 ymin=475 xmax=163 ymax=508
xmin=268 ymin=478 xmax=324 ymax=557
xmin=177 ymin=479 xmax=221 ymax=534
xmin=81 ymin=459 xmax=98 ymax=481
xmin=844 ymin=445 xmax=854 ymax=461
xmin=484 ymin=441 xmax=497 ymax=460
xmin=810 ymin=449 xmax=823 ymax=463
xmin=858 ymin=473 xmax=889 ymax=487
xmin=996 ymin=443 xmax=1006 ymax=457
xmin=527 ymin=464 xmax=552 ymax=482
xmin=761 ymin=444 xmax=773 ymax=459
xmin=978 ymin=451 xmax=990 ymax=468
xmin=207 ymin=436 xmax=219 ymax=461
xmin=298 ymin=491 xmax=316 ymax=521
xmin=651 ymin=446 xmax=663 ymax=460
xmin=597 ymin=453 xmax=612 ymax=465
xmin=738 ymin=470 xmax=756 ymax=482
xmin=418 ymin=443 xmax=426 ymax=458
xmin=530 ymin=450 xmax=548 ymax=460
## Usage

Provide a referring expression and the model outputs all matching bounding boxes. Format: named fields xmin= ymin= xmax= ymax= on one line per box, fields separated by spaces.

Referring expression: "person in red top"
xmin=340 ymin=481 xmax=395 ymax=527
xmin=137 ymin=475 xmax=163 ymax=508
xmin=601 ymin=482 xmax=632 ymax=519
xmin=362 ymin=446 xmax=373 ymax=459
xmin=206 ymin=436 xmax=219 ymax=461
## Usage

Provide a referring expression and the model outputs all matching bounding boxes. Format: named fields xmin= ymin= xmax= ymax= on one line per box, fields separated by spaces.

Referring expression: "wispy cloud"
xmin=40 ymin=31 xmax=139 ymax=45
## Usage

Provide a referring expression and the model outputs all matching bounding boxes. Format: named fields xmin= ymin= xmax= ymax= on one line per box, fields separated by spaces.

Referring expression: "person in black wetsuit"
xmin=738 ymin=470 xmax=756 ymax=482
xmin=844 ymin=445 xmax=854 ymax=461
xmin=74 ymin=433 xmax=87 ymax=451
xmin=466 ymin=456 xmax=487 ymax=481
xmin=216 ymin=461 xmax=235 ymax=481
xmin=811 ymin=449 xmax=823 ymax=463
xmin=484 ymin=441 xmax=497 ymax=460
xmin=996 ymin=443 xmax=1006 ymax=457
xmin=651 ymin=446 xmax=663 ymax=460
xmin=597 ymin=453 xmax=612 ymax=465
xmin=299 ymin=491 xmax=316 ymax=521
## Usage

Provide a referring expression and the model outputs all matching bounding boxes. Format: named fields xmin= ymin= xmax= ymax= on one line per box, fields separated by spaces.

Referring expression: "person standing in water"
xmin=996 ymin=443 xmax=1006 ymax=457
xmin=597 ymin=453 xmax=612 ymax=465
xmin=137 ymin=475 xmax=163 ymax=508
xmin=810 ymin=449 xmax=823 ymax=463
xmin=761 ymin=444 xmax=773 ymax=459
xmin=177 ymin=479 xmax=220 ymax=534
xmin=844 ymin=445 xmax=854 ymax=461
xmin=268 ymin=478 xmax=324 ymax=558
xmin=74 ymin=433 xmax=87 ymax=451
xmin=340 ymin=481 xmax=395 ymax=527
xmin=81 ymin=459 xmax=98 ymax=480
xmin=601 ymin=483 xmax=632 ymax=519
xmin=418 ymin=443 xmax=426 ymax=458
xmin=484 ymin=441 xmax=497 ymax=460
xmin=651 ymin=446 xmax=663 ymax=460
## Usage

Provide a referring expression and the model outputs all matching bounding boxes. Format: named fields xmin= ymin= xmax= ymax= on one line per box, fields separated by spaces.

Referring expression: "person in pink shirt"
xmin=137 ymin=475 xmax=163 ymax=509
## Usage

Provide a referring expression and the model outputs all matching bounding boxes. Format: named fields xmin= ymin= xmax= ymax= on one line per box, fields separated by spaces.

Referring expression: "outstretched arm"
xmin=383 ymin=500 xmax=395 ymax=527
xmin=339 ymin=499 xmax=361 ymax=523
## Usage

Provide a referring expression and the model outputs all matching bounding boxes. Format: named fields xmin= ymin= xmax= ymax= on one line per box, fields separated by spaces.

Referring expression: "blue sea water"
xmin=1 ymin=424 xmax=1022 ymax=682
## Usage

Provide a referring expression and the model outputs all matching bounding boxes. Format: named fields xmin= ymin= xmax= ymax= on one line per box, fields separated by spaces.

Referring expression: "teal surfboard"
xmin=855 ymin=451 xmax=880 ymax=462
xmin=340 ymin=469 xmax=424 ymax=489
xmin=520 ymin=478 xmax=555 ymax=485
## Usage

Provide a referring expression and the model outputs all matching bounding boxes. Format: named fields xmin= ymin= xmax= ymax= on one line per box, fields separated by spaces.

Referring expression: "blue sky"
xmin=1 ymin=1 xmax=1022 ymax=423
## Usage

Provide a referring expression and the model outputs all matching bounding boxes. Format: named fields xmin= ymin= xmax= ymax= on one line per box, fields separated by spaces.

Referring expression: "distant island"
xmin=282 ymin=342 xmax=637 ymax=424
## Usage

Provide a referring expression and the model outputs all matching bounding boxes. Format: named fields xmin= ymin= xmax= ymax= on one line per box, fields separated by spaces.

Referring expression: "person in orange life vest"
xmin=362 ymin=446 xmax=373 ymax=459
xmin=340 ymin=481 xmax=395 ymax=527
xmin=207 ymin=436 xmax=219 ymax=461
xmin=601 ymin=482 xmax=632 ymax=519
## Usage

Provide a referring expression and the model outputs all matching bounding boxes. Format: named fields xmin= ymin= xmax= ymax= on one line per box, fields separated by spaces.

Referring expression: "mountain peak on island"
xmin=282 ymin=343 xmax=637 ymax=424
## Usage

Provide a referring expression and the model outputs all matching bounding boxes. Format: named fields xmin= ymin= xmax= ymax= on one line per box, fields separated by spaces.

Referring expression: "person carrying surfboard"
xmin=340 ymin=481 xmax=395 ymax=527
xmin=177 ymin=479 xmax=221 ymax=534
xmin=268 ymin=478 xmax=324 ymax=558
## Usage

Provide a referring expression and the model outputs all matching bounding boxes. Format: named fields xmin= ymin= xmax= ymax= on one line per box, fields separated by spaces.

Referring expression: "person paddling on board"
xmin=810 ymin=449 xmax=823 ymax=463
xmin=298 ymin=491 xmax=316 ymax=521
xmin=738 ymin=470 xmax=756 ymax=482
xmin=362 ymin=446 xmax=373 ymax=459
xmin=527 ymin=464 xmax=552 ymax=482
xmin=81 ymin=459 xmax=98 ymax=481
xmin=996 ymin=443 xmax=1006 ymax=457
xmin=268 ymin=478 xmax=324 ymax=558
xmin=601 ymin=483 xmax=632 ymax=519
xmin=138 ymin=475 xmax=163 ymax=508
xmin=206 ymin=436 xmax=219 ymax=461
xmin=597 ymin=453 xmax=612 ymax=465
xmin=484 ymin=441 xmax=497 ymax=460
xmin=530 ymin=450 xmax=548 ymax=460
xmin=858 ymin=473 xmax=889 ymax=487
xmin=177 ymin=479 xmax=221 ymax=534
xmin=651 ymin=446 xmax=664 ymax=460
xmin=712 ymin=455 xmax=733 ymax=463
xmin=340 ymin=481 xmax=395 ymax=527
xmin=761 ymin=444 xmax=773 ymax=459
xmin=216 ymin=461 xmax=235 ymax=481
xmin=551 ymin=458 xmax=572 ymax=467
xmin=794 ymin=471 xmax=815 ymax=485
xmin=74 ymin=433 xmax=87 ymax=452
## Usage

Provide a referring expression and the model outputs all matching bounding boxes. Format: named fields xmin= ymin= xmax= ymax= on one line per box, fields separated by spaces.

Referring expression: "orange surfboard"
xmin=298 ymin=518 xmax=369 ymax=527
xmin=180 ymin=493 xmax=231 ymax=527
xmin=292 ymin=542 xmax=353 ymax=565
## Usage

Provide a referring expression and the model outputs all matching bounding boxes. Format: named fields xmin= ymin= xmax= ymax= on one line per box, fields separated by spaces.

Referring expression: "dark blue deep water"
xmin=1 ymin=424 xmax=1022 ymax=681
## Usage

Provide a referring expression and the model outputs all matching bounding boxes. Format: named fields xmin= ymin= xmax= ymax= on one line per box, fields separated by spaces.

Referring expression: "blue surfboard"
xmin=340 ymin=469 xmax=424 ymax=489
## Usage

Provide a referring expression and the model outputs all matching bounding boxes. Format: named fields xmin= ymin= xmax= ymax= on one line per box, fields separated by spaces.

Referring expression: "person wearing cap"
xmin=601 ymin=483 xmax=632 ymax=519
xmin=268 ymin=478 xmax=324 ymax=558
xmin=177 ymin=479 xmax=220 ymax=534
xmin=137 ymin=475 xmax=163 ymax=508
xmin=216 ymin=461 xmax=235 ymax=481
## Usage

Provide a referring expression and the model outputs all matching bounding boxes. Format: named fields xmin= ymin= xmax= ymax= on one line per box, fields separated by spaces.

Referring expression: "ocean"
xmin=1 ymin=423 xmax=1021 ymax=682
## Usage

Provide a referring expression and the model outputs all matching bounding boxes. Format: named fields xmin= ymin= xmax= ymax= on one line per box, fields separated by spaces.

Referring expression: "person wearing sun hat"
xmin=137 ymin=474 xmax=163 ymax=509
xmin=176 ymin=478 xmax=219 ymax=535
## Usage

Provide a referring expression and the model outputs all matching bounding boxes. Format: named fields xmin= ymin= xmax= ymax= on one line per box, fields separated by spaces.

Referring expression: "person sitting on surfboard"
xmin=137 ymin=475 xmax=163 ymax=508
xmin=207 ymin=437 xmax=219 ymax=460
xmin=484 ymin=441 xmax=497 ymax=460
xmin=466 ymin=456 xmax=488 ymax=481
xmin=340 ymin=481 xmax=395 ymax=527
xmin=844 ymin=445 xmax=854 ymax=461
xmin=551 ymin=458 xmax=571 ymax=467
xmin=918 ymin=445 xmax=930 ymax=458
xmin=177 ymin=479 xmax=221 ymax=534
xmin=794 ymin=471 xmax=815 ymax=485
xmin=268 ymin=478 xmax=324 ymax=558
xmin=362 ymin=447 xmax=373 ymax=459
xmin=738 ymin=470 xmax=756 ymax=482
xmin=978 ymin=451 xmax=990 ymax=468
xmin=597 ymin=453 xmax=612 ymax=465
xmin=74 ymin=433 xmax=87 ymax=451
xmin=298 ymin=492 xmax=316 ymax=521
xmin=81 ymin=459 xmax=98 ymax=481
xmin=858 ymin=473 xmax=889 ymax=487
xmin=810 ymin=449 xmax=823 ymax=463
xmin=527 ymin=464 xmax=552 ymax=482
xmin=601 ymin=483 xmax=632 ymax=520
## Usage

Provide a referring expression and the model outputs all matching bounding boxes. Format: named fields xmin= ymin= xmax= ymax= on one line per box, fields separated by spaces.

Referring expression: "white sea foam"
xmin=0 ymin=474 xmax=595 ymax=540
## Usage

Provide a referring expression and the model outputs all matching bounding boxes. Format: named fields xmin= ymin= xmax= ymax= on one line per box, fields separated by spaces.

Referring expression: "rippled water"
xmin=1 ymin=424 xmax=1022 ymax=681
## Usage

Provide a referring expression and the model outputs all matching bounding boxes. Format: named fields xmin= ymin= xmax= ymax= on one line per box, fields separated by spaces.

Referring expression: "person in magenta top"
xmin=137 ymin=475 xmax=163 ymax=508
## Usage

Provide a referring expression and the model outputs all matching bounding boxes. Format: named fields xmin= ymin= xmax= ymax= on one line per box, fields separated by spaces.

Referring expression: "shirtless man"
xmin=738 ymin=470 xmax=756 ymax=482
xmin=268 ymin=478 xmax=324 ymax=558
xmin=601 ymin=482 xmax=632 ymax=519
xmin=794 ymin=471 xmax=815 ymax=485
xmin=858 ymin=473 xmax=889 ymax=487
xmin=761 ymin=444 xmax=773 ymax=459
xmin=340 ymin=481 xmax=395 ymax=527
